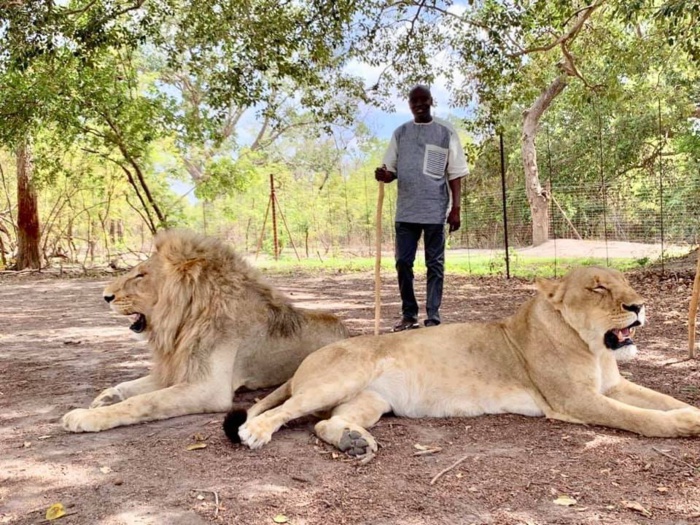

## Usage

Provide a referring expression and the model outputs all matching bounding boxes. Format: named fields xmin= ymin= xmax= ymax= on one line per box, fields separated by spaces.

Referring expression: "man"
xmin=375 ymin=84 xmax=468 ymax=332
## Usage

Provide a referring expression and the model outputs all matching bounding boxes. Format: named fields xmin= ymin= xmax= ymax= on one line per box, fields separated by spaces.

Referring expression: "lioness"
xmin=225 ymin=266 xmax=700 ymax=457
xmin=62 ymin=229 xmax=348 ymax=432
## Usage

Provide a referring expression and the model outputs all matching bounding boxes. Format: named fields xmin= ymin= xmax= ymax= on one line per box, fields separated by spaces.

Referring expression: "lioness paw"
xmin=238 ymin=419 xmax=273 ymax=449
xmin=90 ymin=387 xmax=124 ymax=408
xmin=338 ymin=428 xmax=377 ymax=457
xmin=671 ymin=407 xmax=700 ymax=436
xmin=62 ymin=408 xmax=110 ymax=433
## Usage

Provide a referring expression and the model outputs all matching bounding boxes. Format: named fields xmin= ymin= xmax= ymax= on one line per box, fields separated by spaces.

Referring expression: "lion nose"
xmin=104 ymin=294 xmax=115 ymax=303
xmin=623 ymin=303 xmax=642 ymax=314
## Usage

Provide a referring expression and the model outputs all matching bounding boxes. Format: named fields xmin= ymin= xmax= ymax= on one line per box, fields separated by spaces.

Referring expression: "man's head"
xmin=408 ymin=85 xmax=433 ymax=123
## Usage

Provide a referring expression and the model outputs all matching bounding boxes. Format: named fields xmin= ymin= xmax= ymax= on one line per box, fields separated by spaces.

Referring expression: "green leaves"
xmin=194 ymin=156 xmax=255 ymax=201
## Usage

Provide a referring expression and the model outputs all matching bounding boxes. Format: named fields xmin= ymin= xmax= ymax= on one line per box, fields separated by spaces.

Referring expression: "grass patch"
xmin=254 ymin=251 xmax=650 ymax=279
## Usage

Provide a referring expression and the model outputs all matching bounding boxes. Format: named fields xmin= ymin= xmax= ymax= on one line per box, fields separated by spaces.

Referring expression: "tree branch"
xmin=508 ymin=0 xmax=606 ymax=58
xmin=58 ymin=0 xmax=97 ymax=17
xmin=249 ymin=114 xmax=271 ymax=151
xmin=99 ymin=111 xmax=166 ymax=227
xmin=405 ymin=0 xmax=426 ymax=41
xmin=251 ymin=120 xmax=317 ymax=152
xmin=94 ymin=0 xmax=146 ymax=26
xmin=559 ymin=42 xmax=603 ymax=90
xmin=80 ymin=146 xmax=157 ymax=233
xmin=221 ymin=104 xmax=247 ymax=141
xmin=0 ymin=160 xmax=17 ymax=237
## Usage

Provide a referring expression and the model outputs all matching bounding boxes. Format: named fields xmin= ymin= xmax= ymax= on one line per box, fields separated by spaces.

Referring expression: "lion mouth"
xmin=129 ymin=313 xmax=147 ymax=333
xmin=604 ymin=321 xmax=640 ymax=350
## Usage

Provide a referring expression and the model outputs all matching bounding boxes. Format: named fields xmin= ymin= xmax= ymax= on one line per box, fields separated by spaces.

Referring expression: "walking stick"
xmin=688 ymin=250 xmax=700 ymax=359
xmin=374 ymin=181 xmax=385 ymax=336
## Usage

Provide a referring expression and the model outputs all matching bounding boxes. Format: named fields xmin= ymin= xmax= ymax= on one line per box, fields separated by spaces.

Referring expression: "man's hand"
xmin=374 ymin=165 xmax=396 ymax=183
xmin=447 ymin=207 xmax=461 ymax=232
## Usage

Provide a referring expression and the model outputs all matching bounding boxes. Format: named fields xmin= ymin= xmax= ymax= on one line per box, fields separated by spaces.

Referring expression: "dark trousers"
xmin=394 ymin=222 xmax=445 ymax=324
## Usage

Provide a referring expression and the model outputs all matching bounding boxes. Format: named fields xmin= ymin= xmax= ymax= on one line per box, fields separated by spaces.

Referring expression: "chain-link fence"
xmin=452 ymin=137 xmax=700 ymax=272
xmin=458 ymin=180 xmax=699 ymax=248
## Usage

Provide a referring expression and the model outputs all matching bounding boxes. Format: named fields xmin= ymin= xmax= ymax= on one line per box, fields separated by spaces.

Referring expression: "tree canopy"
xmin=0 ymin=0 xmax=698 ymax=268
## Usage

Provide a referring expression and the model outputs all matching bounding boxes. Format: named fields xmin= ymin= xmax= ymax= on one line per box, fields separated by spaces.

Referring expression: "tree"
xmin=15 ymin=140 xmax=41 ymax=269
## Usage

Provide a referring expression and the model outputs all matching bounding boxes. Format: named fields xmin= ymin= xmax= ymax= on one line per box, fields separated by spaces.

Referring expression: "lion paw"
xmin=238 ymin=419 xmax=273 ymax=450
xmin=62 ymin=408 xmax=109 ymax=433
xmin=90 ymin=387 xmax=124 ymax=408
xmin=338 ymin=428 xmax=377 ymax=457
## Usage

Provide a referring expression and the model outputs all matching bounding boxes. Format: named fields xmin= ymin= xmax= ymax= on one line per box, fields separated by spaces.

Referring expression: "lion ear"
xmin=173 ymin=257 xmax=206 ymax=279
xmin=536 ymin=277 xmax=561 ymax=303
xmin=153 ymin=230 xmax=208 ymax=279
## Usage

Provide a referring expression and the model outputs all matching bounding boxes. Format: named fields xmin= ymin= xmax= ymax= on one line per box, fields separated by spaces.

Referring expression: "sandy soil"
xmin=1 ymin=262 xmax=699 ymax=525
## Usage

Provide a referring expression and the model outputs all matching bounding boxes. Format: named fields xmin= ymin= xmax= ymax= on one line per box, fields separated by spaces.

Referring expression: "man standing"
xmin=375 ymin=84 xmax=468 ymax=331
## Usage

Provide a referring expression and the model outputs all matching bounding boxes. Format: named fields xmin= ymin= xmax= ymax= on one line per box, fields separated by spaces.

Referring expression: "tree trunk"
xmin=16 ymin=141 xmax=42 ymax=269
xmin=522 ymin=74 xmax=568 ymax=246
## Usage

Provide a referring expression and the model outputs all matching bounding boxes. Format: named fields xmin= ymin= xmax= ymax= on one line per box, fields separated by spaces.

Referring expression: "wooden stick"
xmin=689 ymin=249 xmax=700 ymax=359
xmin=652 ymin=446 xmax=698 ymax=470
xmin=430 ymin=453 xmax=471 ymax=485
xmin=551 ymin=193 xmax=582 ymax=240
xmin=374 ymin=182 xmax=385 ymax=336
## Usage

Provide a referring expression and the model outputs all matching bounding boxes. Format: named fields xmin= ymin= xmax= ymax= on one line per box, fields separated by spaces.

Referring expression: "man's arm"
xmin=446 ymin=127 xmax=468 ymax=232
xmin=447 ymin=177 xmax=462 ymax=232
xmin=375 ymin=132 xmax=398 ymax=183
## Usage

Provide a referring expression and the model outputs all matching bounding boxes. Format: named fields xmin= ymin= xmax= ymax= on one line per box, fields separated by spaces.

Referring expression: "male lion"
xmin=225 ymin=266 xmax=700 ymax=457
xmin=62 ymin=229 xmax=349 ymax=432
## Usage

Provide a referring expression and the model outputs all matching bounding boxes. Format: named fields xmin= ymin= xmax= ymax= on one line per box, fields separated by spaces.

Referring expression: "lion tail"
xmin=223 ymin=380 xmax=293 ymax=444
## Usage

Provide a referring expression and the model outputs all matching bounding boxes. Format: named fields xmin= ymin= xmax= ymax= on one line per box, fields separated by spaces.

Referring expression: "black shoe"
xmin=392 ymin=318 xmax=420 ymax=332
xmin=424 ymin=319 xmax=440 ymax=327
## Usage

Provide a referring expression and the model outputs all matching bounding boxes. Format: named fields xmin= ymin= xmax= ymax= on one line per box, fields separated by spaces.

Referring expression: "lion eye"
xmin=591 ymin=285 xmax=608 ymax=293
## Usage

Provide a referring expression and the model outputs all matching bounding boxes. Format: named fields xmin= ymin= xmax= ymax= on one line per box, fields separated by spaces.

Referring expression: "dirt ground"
xmin=1 ymin=260 xmax=700 ymax=525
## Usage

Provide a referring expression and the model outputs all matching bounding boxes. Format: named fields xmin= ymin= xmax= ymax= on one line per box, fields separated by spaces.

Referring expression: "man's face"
xmin=408 ymin=89 xmax=432 ymax=122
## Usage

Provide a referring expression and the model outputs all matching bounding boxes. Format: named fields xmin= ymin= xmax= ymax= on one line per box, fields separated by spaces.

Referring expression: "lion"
xmin=225 ymin=266 xmax=700 ymax=457
xmin=62 ymin=229 xmax=349 ymax=433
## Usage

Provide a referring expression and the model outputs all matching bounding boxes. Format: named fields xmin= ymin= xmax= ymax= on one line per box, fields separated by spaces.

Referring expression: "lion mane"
xmin=229 ymin=266 xmax=700 ymax=458
xmin=62 ymin=229 xmax=349 ymax=433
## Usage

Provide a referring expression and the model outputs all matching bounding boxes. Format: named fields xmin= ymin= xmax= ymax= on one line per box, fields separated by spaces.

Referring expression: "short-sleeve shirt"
xmin=382 ymin=117 xmax=469 ymax=224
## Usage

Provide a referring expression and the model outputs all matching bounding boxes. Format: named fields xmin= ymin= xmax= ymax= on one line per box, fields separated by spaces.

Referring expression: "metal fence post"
xmin=658 ymin=99 xmax=665 ymax=274
xmin=499 ymin=133 xmax=510 ymax=279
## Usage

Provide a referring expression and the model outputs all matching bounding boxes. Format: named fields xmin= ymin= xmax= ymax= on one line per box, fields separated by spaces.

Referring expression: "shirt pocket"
xmin=422 ymin=144 xmax=449 ymax=180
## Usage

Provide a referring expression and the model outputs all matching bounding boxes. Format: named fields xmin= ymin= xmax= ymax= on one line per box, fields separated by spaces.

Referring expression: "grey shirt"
xmin=382 ymin=117 xmax=469 ymax=224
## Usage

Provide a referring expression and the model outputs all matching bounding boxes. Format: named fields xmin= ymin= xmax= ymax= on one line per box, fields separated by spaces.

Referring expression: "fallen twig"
xmin=662 ymin=358 xmax=693 ymax=367
xmin=430 ymin=453 xmax=471 ymax=485
xmin=413 ymin=447 xmax=442 ymax=456
xmin=652 ymin=446 xmax=698 ymax=471
xmin=193 ymin=489 xmax=221 ymax=517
